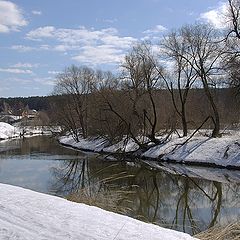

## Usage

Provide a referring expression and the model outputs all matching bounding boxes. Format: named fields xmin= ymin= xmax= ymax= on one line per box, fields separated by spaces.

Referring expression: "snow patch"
xmin=0 ymin=122 xmax=18 ymax=139
xmin=0 ymin=122 xmax=56 ymax=140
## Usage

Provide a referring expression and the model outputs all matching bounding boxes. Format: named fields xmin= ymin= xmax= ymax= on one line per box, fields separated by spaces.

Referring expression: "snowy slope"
xmin=0 ymin=122 xmax=55 ymax=140
xmin=59 ymin=131 xmax=240 ymax=168
xmin=59 ymin=135 xmax=109 ymax=152
xmin=0 ymin=184 xmax=197 ymax=240
xmin=0 ymin=122 xmax=18 ymax=139
xmin=143 ymin=134 xmax=240 ymax=168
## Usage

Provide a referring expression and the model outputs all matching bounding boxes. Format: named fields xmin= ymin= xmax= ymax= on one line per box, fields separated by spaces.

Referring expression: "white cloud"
xmin=143 ymin=25 xmax=167 ymax=35
xmin=26 ymin=26 xmax=55 ymax=40
xmin=200 ymin=2 xmax=228 ymax=29
xmin=72 ymin=45 xmax=125 ymax=65
xmin=102 ymin=35 xmax=136 ymax=49
xmin=12 ymin=62 xmax=39 ymax=68
xmin=32 ymin=10 xmax=42 ymax=15
xmin=0 ymin=0 xmax=27 ymax=33
xmin=53 ymin=44 xmax=80 ymax=52
xmin=0 ymin=68 xmax=33 ymax=74
xmin=11 ymin=45 xmax=34 ymax=52
xmin=26 ymin=26 xmax=137 ymax=65
xmin=26 ymin=26 xmax=127 ymax=45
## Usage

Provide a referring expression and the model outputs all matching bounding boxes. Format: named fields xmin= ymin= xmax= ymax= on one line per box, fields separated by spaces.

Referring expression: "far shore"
xmin=59 ymin=130 xmax=240 ymax=170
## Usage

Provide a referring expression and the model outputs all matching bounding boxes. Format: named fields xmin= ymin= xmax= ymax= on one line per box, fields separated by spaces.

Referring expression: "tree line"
xmin=0 ymin=96 xmax=51 ymax=112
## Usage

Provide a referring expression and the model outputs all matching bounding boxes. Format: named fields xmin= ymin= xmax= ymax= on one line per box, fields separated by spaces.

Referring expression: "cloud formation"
xmin=26 ymin=26 xmax=137 ymax=65
xmin=143 ymin=25 xmax=167 ymax=35
xmin=200 ymin=2 xmax=228 ymax=29
xmin=0 ymin=0 xmax=27 ymax=33
xmin=72 ymin=45 xmax=125 ymax=65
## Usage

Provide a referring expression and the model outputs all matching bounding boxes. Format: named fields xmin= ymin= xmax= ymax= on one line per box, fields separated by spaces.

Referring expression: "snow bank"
xmin=59 ymin=135 xmax=140 ymax=153
xmin=144 ymin=132 xmax=240 ymax=168
xmin=59 ymin=131 xmax=240 ymax=168
xmin=0 ymin=122 xmax=18 ymax=139
xmin=103 ymin=137 xmax=139 ymax=153
xmin=0 ymin=183 xmax=197 ymax=240
xmin=0 ymin=122 xmax=56 ymax=140
xmin=59 ymin=135 xmax=109 ymax=152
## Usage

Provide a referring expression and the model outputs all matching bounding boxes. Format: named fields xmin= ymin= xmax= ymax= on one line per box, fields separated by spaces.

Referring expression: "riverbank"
xmin=0 ymin=122 xmax=55 ymax=140
xmin=59 ymin=130 xmax=240 ymax=170
xmin=0 ymin=183 xmax=197 ymax=240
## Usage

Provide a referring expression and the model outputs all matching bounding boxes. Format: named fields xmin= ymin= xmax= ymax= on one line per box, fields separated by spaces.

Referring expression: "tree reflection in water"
xmin=51 ymin=158 xmax=240 ymax=235
xmin=52 ymin=159 xmax=90 ymax=196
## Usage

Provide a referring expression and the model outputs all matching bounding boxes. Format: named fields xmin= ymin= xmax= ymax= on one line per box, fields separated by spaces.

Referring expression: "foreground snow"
xmin=0 ymin=184 xmax=197 ymax=240
xmin=59 ymin=130 xmax=240 ymax=169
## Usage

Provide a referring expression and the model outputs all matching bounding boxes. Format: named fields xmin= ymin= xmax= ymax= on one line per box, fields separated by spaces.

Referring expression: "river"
xmin=0 ymin=136 xmax=239 ymax=235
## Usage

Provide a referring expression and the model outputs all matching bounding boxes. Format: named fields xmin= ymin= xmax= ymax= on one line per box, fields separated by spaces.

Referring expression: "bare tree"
xmin=226 ymin=0 xmax=240 ymax=39
xmin=161 ymin=31 xmax=197 ymax=136
xmin=169 ymin=24 xmax=225 ymax=137
xmin=121 ymin=43 xmax=162 ymax=144
xmin=53 ymin=65 xmax=95 ymax=139
xmin=227 ymin=56 xmax=240 ymax=94
xmin=224 ymin=0 xmax=240 ymax=94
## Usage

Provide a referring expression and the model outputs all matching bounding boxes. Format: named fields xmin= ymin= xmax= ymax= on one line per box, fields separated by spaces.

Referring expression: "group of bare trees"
xmin=51 ymin=66 xmax=96 ymax=141
xmin=51 ymin=0 xmax=240 ymax=148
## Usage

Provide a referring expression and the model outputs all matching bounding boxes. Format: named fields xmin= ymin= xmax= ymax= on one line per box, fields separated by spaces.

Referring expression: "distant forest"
xmin=0 ymin=96 xmax=54 ymax=111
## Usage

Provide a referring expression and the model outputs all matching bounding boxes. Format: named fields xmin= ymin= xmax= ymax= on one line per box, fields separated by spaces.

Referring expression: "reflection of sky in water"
xmin=0 ymin=136 xmax=84 ymax=194
xmin=0 ymin=158 xmax=56 ymax=193
xmin=0 ymin=156 xmax=86 ymax=194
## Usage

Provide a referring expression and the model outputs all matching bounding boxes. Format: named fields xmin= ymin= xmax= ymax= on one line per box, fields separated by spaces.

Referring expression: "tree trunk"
xmin=181 ymin=104 xmax=188 ymax=137
xmin=202 ymin=76 xmax=220 ymax=138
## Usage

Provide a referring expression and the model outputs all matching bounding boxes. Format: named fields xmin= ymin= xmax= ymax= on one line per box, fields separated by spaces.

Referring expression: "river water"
xmin=0 ymin=136 xmax=239 ymax=235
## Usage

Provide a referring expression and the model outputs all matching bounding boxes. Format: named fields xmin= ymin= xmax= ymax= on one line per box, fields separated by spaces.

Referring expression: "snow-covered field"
xmin=0 ymin=183 xmax=197 ymax=240
xmin=59 ymin=130 xmax=240 ymax=169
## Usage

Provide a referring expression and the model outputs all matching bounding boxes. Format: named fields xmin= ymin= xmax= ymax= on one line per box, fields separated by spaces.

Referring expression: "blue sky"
xmin=0 ymin=0 xmax=227 ymax=97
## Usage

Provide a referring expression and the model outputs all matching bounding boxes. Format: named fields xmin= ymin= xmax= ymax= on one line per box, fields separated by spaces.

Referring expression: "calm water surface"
xmin=0 ymin=136 xmax=239 ymax=235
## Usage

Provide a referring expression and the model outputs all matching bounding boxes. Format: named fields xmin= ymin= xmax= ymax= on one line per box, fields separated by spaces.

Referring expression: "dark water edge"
xmin=0 ymin=136 xmax=239 ymax=235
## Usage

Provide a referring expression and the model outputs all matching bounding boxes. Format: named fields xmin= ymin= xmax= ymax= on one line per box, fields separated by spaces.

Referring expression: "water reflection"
xmin=51 ymin=156 xmax=240 ymax=235
xmin=0 ymin=136 xmax=239 ymax=235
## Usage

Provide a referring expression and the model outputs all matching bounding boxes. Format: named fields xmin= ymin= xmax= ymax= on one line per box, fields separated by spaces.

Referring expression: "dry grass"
xmin=67 ymin=187 xmax=135 ymax=215
xmin=195 ymin=222 xmax=240 ymax=240
xmin=66 ymin=170 xmax=136 ymax=215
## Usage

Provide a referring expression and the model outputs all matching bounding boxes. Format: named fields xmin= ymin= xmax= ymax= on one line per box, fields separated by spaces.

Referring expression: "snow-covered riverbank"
xmin=0 ymin=122 xmax=54 ymax=140
xmin=0 ymin=183 xmax=197 ymax=240
xmin=59 ymin=130 xmax=240 ymax=169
